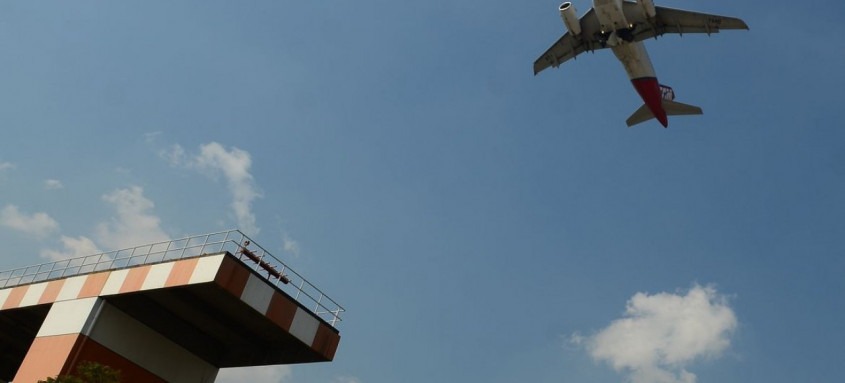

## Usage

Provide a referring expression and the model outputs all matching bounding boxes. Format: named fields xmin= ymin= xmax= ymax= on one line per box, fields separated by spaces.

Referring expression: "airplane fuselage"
xmin=593 ymin=0 xmax=668 ymax=126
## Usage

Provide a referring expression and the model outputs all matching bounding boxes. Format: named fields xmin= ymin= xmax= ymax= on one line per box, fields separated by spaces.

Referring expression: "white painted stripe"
xmin=100 ymin=269 xmax=130 ymax=296
xmin=141 ymin=263 xmax=175 ymax=291
xmin=90 ymin=303 xmax=218 ymax=383
xmin=189 ymin=254 xmax=225 ymax=284
xmin=37 ymin=297 xmax=101 ymax=337
xmin=289 ymin=307 xmax=320 ymax=346
xmin=56 ymin=275 xmax=87 ymax=302
xmin=0 ymin=288 xmax=11 ymax=308
xmin=20 ymin=282 xmax=48 ymax=307
xmin=241 ymin=275 xmax=274 ymax=313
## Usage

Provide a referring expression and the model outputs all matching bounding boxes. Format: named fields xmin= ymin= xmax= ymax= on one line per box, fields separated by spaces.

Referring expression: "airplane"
xmin=533 ymin=0 xmax=748 ymax=127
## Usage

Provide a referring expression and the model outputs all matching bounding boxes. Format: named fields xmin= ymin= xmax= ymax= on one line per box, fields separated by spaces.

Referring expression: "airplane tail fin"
xmin=626 ymin=100 xmax=703 ymax=127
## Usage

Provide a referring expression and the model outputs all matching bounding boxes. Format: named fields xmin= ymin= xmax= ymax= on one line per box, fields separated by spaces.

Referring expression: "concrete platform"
xmin=0 ymin=250 xmax=341 ymax=382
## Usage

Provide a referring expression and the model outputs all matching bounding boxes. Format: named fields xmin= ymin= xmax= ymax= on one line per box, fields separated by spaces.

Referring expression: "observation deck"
xmin=0 ymin=230 xmax=344 ymax=383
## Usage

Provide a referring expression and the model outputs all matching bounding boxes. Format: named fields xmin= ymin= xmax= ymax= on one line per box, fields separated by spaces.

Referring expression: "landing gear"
xmin=616 ymin=26 xmax=636 ymax=42
xmin=597 ymin=32 xmax=608 ymax=48
xmin=596 ymin=25 xmax=636 ymax=48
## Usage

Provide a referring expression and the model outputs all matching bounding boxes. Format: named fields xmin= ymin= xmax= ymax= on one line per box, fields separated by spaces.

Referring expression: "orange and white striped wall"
xmin=0 ymin=252 xmax=340 ymax=383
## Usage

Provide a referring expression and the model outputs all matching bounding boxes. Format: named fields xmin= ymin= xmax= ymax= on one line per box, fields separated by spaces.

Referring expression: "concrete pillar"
xmin=13 ymin=298 xmax=218 ymax=383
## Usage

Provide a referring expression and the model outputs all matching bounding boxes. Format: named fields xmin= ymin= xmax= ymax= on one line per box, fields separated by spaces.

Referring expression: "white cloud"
xmin=40 ymin=235 xmax=101 ymax=261
xmin=39 ymin=186 xmax=168 ymax=260
xmin=144 ymin=131 xmax=163 ymax=143
xmin=95 ymin=186 xmax=169 ymax=250
xmin=194 ymin=143 xmax=261 ymax=236
xmin=165 ymin=142 xmax=262 ymax=236
xmin=0 ymin=205 xmax=59 ymax=238
xmin=160 ymin=144 xmax=187 ymax=167
xmin=44 ymin=179 xmax=64 ymax=190
xmin=216 ymin=365 xmax=292 ymax=383
xmin=579 ymin=285 xmax=737 ymax=383
xmin=333 ymin=376 xmax=362 ymax=383
xmin=0 ymin=162 xmax=14 ymax=171
xmin=282 ymin=232 xmax=300 ymax=257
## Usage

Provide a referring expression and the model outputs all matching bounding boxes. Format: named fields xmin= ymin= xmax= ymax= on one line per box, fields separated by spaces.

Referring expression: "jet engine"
xmin=638 ymin=0 xmax=656 ymax=19
xmin=559 ymin=2 xmax=581 ymax=36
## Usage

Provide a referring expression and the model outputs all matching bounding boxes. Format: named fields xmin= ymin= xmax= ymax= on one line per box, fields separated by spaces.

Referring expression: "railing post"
xmin=159 ymin=240 xmax=172 ymax=263
xmin=180 ymin=240 xmax=189 ymax=260
xmin=331 ymin=309 xmax=341 ymax=326
xmin=314 ymin=294 xmax=324 ymax=314
xmin=295 ymin=280 xmax=304 ymax=301
xmin=199 ymin=233 xmax=211 ymax=255
xmin=219 ymin=231 xmax=230 ymax=253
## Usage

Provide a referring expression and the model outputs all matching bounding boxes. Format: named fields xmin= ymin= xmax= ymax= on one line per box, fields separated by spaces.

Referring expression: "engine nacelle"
xmin=559 ymin=2 xmax=581 ymax=36
xmin=638 ymin=0 xmax=657 ymax=19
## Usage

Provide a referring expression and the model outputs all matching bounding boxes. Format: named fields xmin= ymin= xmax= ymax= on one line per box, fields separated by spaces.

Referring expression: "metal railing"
xmin=0 ymin=230 xmax=344 ymax=327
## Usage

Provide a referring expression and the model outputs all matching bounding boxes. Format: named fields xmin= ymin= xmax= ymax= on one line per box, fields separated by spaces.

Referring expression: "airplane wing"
xmin=533 ymin=9 xmax=605 ymax=75
xmin=624 ymin=4 xmax=749 ymax=41
xmin=534 ymin=5 xmax=748 ymax=75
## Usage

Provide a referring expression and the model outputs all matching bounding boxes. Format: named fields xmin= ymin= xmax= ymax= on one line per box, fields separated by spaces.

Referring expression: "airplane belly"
xmin=612 ymin=42 xmax=666 ymax=126
xmin=593 ymin=0 xmax=628 ymax=31
xmin=611 ymin=42 xmax=656 ymax=80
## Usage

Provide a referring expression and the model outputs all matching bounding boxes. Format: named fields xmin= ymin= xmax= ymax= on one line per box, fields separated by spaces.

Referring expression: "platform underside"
xmin=107 ymin=283 xmax=329 ymax=367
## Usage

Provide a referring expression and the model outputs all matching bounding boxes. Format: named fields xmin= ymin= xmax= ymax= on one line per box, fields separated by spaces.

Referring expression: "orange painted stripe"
xmin=165 ymin=257 xmax=200 ymax=287
xmin=79 ymin=272 xmax=110 ymax=298
xmin=214 ymin=256 xmax=249 ymax=297
xmin=13 ymin=333 xmax=81 ymax=383
xmin=15 ymin=334 xmax=169 ymax=383
xmin=119 ymin=265 xmax=152 ymax=294
xmin=38 ymin=279 xmax=67 ymax=305
xmin=2 ymin=286 xmax=29 ymax=310
xmin=266 ymin=292 xmax=298 ymax=330
xmin=312 ymin=324 xmax=341 ymax=361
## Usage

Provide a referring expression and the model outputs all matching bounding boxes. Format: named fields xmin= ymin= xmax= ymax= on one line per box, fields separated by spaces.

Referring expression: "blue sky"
xmin=1 ymin=1 xmax=843 ymax=382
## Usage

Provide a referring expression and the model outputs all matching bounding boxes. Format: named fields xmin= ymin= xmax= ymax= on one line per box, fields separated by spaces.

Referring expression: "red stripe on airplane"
xmin=631 ymin=77 xmax=668 ymax=127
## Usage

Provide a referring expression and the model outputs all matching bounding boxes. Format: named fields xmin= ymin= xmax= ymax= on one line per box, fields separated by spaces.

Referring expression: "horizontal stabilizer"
xmin=626 ymin=100 xmax=704 ymax=127
xmin=626 ymin=104 xmax=654 ymax=127
xmin=663 ymin=99 xmax=703 ymax=116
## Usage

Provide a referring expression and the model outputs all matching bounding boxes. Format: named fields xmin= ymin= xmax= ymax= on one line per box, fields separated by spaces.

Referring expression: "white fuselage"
xmin=593 ymin=0 xmax=656 ymax=80
xmin=611 ymin=41 xmax=656 ymax=79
